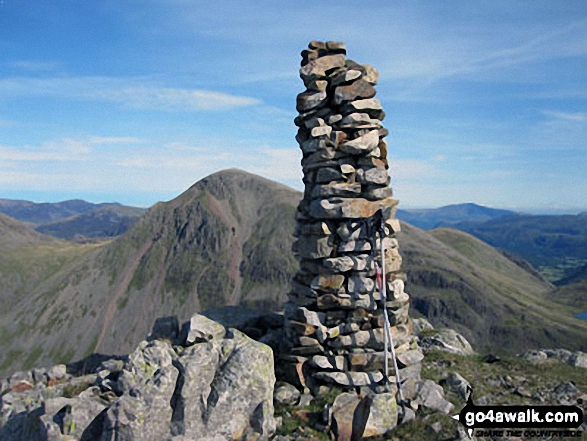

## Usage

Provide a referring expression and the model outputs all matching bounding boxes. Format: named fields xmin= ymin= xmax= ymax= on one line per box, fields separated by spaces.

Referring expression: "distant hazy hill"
xmin=397 ymin=203 xmax=516 ymax=230
xmin=0 ymin=199 xmax=101 ymax=224
xmin=0 ymin=199 xmax=146 ymax=240
xmin=451 ymin=214 xmax=587 ymax=281
xmin=0 ymin=170 xmax=585 ymax=377
xmin=36 ymin=204 xmax=146 ymax=240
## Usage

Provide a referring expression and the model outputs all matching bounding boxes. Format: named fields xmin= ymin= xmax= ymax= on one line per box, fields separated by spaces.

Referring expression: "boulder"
xmin=419 ymin=328 xmax=474 ymax=356
xmin=414 ymin=379 xmax=454 ymax=414
xmin=181 ymin=313 xmax=227 ymax=345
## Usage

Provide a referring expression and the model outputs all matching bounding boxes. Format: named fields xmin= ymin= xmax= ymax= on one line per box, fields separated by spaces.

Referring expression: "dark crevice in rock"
xmin=169 ymin=358 xmax=186 ymax=436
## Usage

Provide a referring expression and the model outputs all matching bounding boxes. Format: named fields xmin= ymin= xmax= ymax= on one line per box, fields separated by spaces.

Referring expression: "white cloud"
xmin=0 ymin=76 xmax=261 ymax=111
xmin=542 ymin=110 xmax=587 ymax=123
xmin=88 ymin=136 xmax=143 ymax=145
xmin=0 ymin=119 xmax=17 ymax=127
xmin=7 ymin=60 xmax=61 ymax=71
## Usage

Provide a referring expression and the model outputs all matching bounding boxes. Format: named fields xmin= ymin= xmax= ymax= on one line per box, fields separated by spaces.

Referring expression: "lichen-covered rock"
xmin=419 ymin=328 xmax=474 ymax=355
xmin=0 ymin=316 xmax=277 ymax=441
xmin=180 ymin=313 xmax=227 ymax=345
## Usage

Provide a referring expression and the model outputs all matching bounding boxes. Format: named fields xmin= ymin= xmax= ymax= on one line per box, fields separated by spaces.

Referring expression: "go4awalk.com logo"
xmin=452 ymin=388 xmax=584 ymax=439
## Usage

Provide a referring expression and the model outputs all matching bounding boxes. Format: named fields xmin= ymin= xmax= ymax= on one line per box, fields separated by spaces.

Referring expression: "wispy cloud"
xmin=542 ymin=110 xmax=587 ymax=123
xmin=88 ymin=136 xmax=143 ymax=145
xmin=0 ymin=119 xmax=17 ymax=127
xmin=0 ymin=76 xmax=261 ymax=111
xmin=7 ymin=60 xmax=61 ymax=72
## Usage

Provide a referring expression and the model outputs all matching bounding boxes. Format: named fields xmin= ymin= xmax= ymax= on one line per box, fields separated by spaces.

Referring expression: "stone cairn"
xmin=282 ymin=41 xmax=423 ymax=397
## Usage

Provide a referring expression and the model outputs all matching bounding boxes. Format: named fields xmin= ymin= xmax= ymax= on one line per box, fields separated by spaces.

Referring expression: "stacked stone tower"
xmin=283 ymin=41 xmax=423 ymax=395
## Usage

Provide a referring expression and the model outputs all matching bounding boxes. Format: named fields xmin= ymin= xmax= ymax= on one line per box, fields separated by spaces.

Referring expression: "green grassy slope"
xmin=452 ymin=213 xmax=587 ymax=282
xmin=399 ymin=224 xmax=587 ymax=354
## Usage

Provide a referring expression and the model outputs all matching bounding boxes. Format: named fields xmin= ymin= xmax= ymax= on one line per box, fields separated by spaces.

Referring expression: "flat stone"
xmin=396 ymin=349 xmax=425 ymax=368
xmin=311 ymin=182 xmax=361 ymax=198
xmin=334 ymin=79 xmax=376 ymax=105
xmin=337 ymin=239 xmax=372 ymax=253
xmin=339 ymin=130 xmax=380 ymax=155
xmin=316 ymin=371 xmax=383 ymax=387
xmin=306 ymin=79 xmax=328 ymax=92
xmin=347 ymin=276 xmax=375 ymax=294
xmin=363 ymin=64 xmax=379 ymax=84
xmin=274 ymin=382 xmax=301 ymax=406
xmin=357 ymin=167 xmax=389 ymax=185
xmin=310 ymin=355 xmax=346 ymax=370
xmin=300 ymin=137 xmax=330 ymax=155
xmin=323 ymin=255 xmax=372 ymax=272
xmin=300 ymin=54 xmax=346 ymax=79
xmin=317 ymin=293 xmax=353 ymax=309
xmin=316 ymin=167 xmax=344 ymax=183
xmin=308 ymin=40 xmax=327 ymax=50
xmin=289 ymin=321 xmax=322 ymax=337
xmin=284 ymin=305 xmax=325 ymax=328
xmin=310 ymin=125 xmax=332 ymax=137
xmin=326 ymin=41 xmax=347 ymax=52
xmin=296 ymin=90 xmax=327 ymax=112
xmin=340 ymin=164 xmax=355 ymax=174
xmin=292 ymin=235 xmax=333 ymax=259
xmin=339 ymin=113 xmax=382 ymax=129
xmin=363 ymin=186 xmax=393 ymax=200
xmin=419 ymin=328 xmax=475 ymax=356
xmin=310 ymin=274 xmax=345 ymax=292
xmin=331 ymin=69 xmax=363 ymax=86
xmin=415 ymin=379 xmax=455 ymax=414
xmin=308 ymin=196 xmax=395 ymax=219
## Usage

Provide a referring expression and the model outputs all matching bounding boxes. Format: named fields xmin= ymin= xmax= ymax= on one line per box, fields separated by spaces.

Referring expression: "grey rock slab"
xmin=308 ymin=196 xmax=395 ymax=220
xmin=415 ymin=379 xmax=455 ymax=414
xmin=363 ymin=64 xmax=379 ymax=84
xmin=410 ymin=318 xmax=434 ymax=337
xmin=419 ymin=328 xmax=475 ymax=356
xmin=334 ymin=79 xmax=376 ymax=105
xmin=300 ymin=54 xmax=346 ymax=79
xmin=200 ymin=330 xmax=276 ymax=440
xmin=292 ymin=235 xmax=333 ymax=259
xmin=446 ymin=372 xmax=471 ymax=400
xmin=339 ymin=130 xmax=379 ymax=155
xmin=315 ymin=167 xmax=344 ymax=183
xmin=296 ymin=90 xmax=327 ymax=113
xmin=47 ymin=365 xmax=67 ymax=382
xmin=316 ymin=371 xmax=383 ymax=387
xmin=357 ymin=167 xmax=389 ymax=185
xmin=274 ymin=382 xmax=301 ymax=406
xmin=311 ymin=182 xmax=361 ymax=198
xmin=181 ymin=313 xmax=227 ymax=346
xmin=361 ymin=393 xmax=398 ymax=438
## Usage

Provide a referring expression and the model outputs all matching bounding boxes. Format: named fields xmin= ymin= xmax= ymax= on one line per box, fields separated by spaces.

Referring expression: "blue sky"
xmin=1 ymin=0 xmax=586 ymax=211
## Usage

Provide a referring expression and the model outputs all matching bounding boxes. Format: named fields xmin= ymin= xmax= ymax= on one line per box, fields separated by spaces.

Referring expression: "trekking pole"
xmin=379 ymin=225 xmax=404 ymax=404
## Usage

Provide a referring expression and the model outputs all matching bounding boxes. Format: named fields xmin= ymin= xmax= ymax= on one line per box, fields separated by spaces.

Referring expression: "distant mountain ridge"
xmin=397 ymin=203 xmax=517 ymax=230
xmin=0 ymin=170 xmax=586 ymax=377
xmin=0 ymin=199 xmax=146 ymax=240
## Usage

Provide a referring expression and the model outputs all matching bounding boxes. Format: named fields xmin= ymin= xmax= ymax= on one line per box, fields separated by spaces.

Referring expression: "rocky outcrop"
xmin=0 ymin=314 xmax=277 ymax=440
xmin=518 ymin=348 xmax=587 ymax=368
